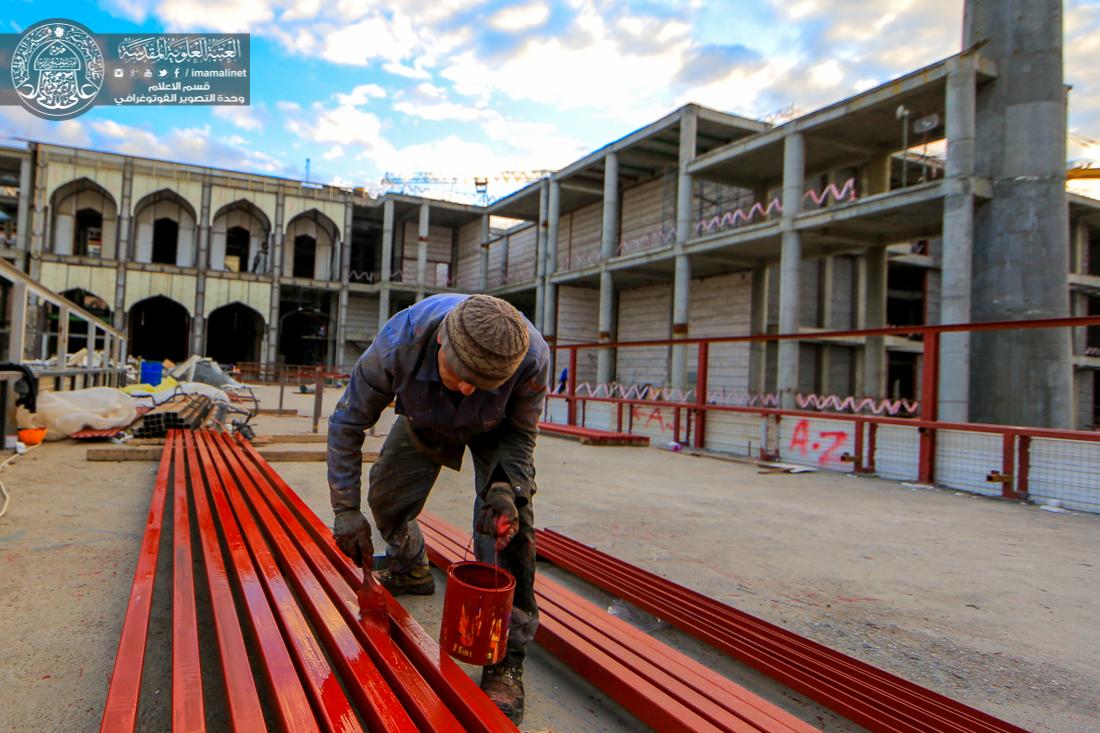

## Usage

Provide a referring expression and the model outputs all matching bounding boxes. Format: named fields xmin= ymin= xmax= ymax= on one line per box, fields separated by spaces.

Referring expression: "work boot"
xmin=374 ymin=561 xmax=435 ymax=596
xmin=480 ymin=661 xmax=524 ymax=725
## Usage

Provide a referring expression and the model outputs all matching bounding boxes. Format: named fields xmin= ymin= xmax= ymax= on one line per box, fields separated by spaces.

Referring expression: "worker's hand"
xmin=333 ymin=509 xmax=373 ymax=567
xmin=477 ymin=482 xmax=520 ymax=551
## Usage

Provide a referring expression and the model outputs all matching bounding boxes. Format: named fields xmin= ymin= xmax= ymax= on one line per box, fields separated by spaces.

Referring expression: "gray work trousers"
xmin=367 ymin=416 xmax=538 ymax=665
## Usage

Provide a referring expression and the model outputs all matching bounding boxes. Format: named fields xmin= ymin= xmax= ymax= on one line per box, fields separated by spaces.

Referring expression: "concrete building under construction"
xmin=0 ymin=0 xmax=1097 ymax=432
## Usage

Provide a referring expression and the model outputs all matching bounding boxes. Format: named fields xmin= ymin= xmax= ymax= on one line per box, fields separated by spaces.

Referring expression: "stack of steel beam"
xmin=100 ymin=430 xmax=517 ymax=732
xmin=132 ymin=396 xmax=213 ymax=438
xmin=420 ymin=513 xmax=820 ymax=733
xmin=535 ymin=529 xmax=1030 ymax=733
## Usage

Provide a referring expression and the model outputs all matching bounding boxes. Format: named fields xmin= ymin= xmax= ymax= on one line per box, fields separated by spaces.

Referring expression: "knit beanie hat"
xmin=440 ymin=295 xmax=530 ymax=390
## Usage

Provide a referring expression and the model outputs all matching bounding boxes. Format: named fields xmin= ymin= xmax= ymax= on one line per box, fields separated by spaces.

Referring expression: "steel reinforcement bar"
xmin=418 ymin=512 xmax=820 ymax=733
xmin=535 ymin=529 xmax=1030 ymax=733
xmin=100 ymin=431 xmax=519 ymax=732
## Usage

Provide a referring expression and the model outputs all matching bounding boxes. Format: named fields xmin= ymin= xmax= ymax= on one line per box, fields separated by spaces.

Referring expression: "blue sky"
xmin=3 ymin=0 xmax=1098 ymax=202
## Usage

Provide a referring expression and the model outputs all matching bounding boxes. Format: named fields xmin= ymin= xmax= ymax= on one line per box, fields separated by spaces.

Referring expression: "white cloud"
xmin=213 ymin=105 xmax=264 ymax=132
xmin=276 ymin=100 xmax=303 ymax=113
xmin=335 ymin=84 xmax=387 ymax=106
xmin=153 ymin=0 xmax=276 ymax=32
xmin=88 ymin=119 xmax=285 ymax=173
xmin=490 ymin=3 xmax=550 ymax=32
xmin=322 ymin=144 xmax=345 ymax=160
xmin=322 ymin=13 xmax=419 ymax=65
xmin=0 ymin=108 xmax=92 ymax=147
xmin=285 ymin=103 xmax=387 ymax=149
xmin=393 ymin=99 xmax=491 ymax=122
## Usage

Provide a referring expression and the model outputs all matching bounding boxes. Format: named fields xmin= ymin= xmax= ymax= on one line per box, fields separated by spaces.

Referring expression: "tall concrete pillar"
xmin=335 ymin=201 xmax=353 ymax=364
xmin=266 ymin=191 xmax=285 ymax=364
xmin=191 ymin=177 xmax=212 ymax=354
xmin=671 ymin=107 xmax=697 ymax=389
xmin=415 ymin=202 xmax=429 ymax=301
xmin=777 ymin=132 xmax=805 ymax=407
xmin=29 ymin=152 xmax=45 ymax=260
xmin=15 ymin=154 xmax=30 ymax=251
xmin=749 ymin=265 xmax=769 ymax=395
xmin=598 ymin=152 xmax=620 ymax=382
xmin=817 ymin=257 xmax=835 ymax=393
xmin=966 ymin=0 xmax=1071 ymax=428
xmin=863 ymin=248 xmax=887 ymax=398
xmin=543 ymin=180 xmax=560 ymax=345
xmin=938 ymin=58 xmax=977 ymax=421
xmin=478 ymin=214 xmax=490 ymax=291
xmin=112 ymin=159 xmax=133 ymax=332
xmin=378 ymin=199 xmax=394 ymax=334
xmin=534 ymin=181 xmax=548 ymax=331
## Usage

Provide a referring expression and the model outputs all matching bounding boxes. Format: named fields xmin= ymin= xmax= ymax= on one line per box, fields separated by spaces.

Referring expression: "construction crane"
xmin=379 ymin=170 xmax=552 ymax=204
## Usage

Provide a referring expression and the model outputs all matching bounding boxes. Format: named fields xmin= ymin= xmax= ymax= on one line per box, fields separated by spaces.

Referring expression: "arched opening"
xmin=284 ymin=209 xmax=338 ymax=281
xmin=55 ymin=288 xmax=111 ymax=354
xmin=152 ymin=217 xmax=179 ymax=264
xmin=132 ymin=189 xmax=197 ymax=266
xmin=129 ymin=296 xmax=189 ymax=363
xmin=206 ymin=303 xmax=264 ymax=366
xmin=212 ymin=200 xmax=271 ymax=274
xmin=279 ymin=308 xmax=330 ymax=366
xmin=293 ymin=235 xmax=317 ymax=278
xmin=74 ymin=208 xmax=103 ymax=257
xmin=225 ymin=226 xmax=250 ymax=272
xmin=50 ymin=178 xmax=118 ymax=258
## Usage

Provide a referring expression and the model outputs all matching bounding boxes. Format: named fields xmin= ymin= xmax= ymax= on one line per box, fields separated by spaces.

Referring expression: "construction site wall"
xmin=619 ymin=175 xmax=673 ymax=253
xmin=558 ymin=200 xmax=601 ymax=270
xmin=616 ymin=283 xmax=671 ymax=386
xmin=506 ymin=224 xmax=537 ymax=283
xmin=454 ymin=220 xmax=482 ymax=290
xmin=202 ymin=277 xmax=271 ymax=319
xmin=686 ymin=271 xmax=752 ymax=394
xmin=555 ymin=285 xmax=600 ymax=384
xmin=39 ymin=262 xmax=115 ymax=307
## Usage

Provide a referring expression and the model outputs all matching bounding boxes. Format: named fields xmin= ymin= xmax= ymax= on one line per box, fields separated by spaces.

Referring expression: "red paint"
xmin=535 ymin=529 xmax=1031 ymax=733
xmin=440 ymin=561 xmax=515 ymax=666
xmin=100 ymin=427 xmax=172 ymax=733
xmin=171 ymin=433 xmax=205 ymax=732
xmin=788 ymin=421 xmax=849 ymax=466
xmin=229 ymin=436 xmax=515 ymax=733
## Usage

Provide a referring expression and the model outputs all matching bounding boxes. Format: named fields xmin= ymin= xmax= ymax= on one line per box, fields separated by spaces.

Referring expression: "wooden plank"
xmin=256 ymin=409 xmax=300 ymax=416
xmin=261 ymin=433 xmax=329 ymax=444
xmin=88 ymin=446 xmax=379 ymax=463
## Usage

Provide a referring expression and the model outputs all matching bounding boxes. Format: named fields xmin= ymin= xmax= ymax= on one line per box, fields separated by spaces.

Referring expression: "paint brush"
xmin=357 ymin=559 xmax=388 ymax=627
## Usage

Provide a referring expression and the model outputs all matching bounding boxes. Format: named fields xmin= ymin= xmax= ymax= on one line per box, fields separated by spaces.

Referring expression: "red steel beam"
xmin=200 ymin=433 xmax=365 ymax=732
xmin=419 ymin=514 xmax=817 ymax=733
xmin=99 ymin=427 xmax=173 ymax=732
xmin=181 ymin=432 xmax=267 ymax=731
xmin=206 ymin=433 xmax=422 ymax=733
xmin=537 ymin=530 xmax=1030 ymax=733
xmin=191 ymin=432 xmax=322 ymax=732
xmin=230 ymin=435 xmax=520 ymax=733
xmin=171 ymin=432 xmax=205 ymax=732
xmin=220 ymin=433 xmax=468 ymax=733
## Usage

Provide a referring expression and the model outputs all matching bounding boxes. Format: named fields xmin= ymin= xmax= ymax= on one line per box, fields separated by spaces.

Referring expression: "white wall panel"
xmin=616 ymin=283 xmax=671 ymax=385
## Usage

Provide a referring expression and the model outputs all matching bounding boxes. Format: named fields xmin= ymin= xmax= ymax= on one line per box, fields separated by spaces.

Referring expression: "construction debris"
xmin=132 ymin=395 xmax=214 ymax=438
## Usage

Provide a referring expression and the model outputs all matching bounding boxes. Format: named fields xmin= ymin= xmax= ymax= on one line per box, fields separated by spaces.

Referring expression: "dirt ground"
xmin=0 ymin=384 xmax=1097 ymax=732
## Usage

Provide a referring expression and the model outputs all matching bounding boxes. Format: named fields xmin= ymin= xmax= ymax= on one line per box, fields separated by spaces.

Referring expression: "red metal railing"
xmin=548 ymin=316 xmax=1100 ymax=506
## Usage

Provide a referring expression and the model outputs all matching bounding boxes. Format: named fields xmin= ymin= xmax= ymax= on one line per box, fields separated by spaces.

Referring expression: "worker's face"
xmin=437 ymin=333 xmax=477 ymax=396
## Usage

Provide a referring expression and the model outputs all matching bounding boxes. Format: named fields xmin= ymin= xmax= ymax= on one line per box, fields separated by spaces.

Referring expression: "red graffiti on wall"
xmin=788 ymin=419 xmax=849 ymax=466
xmin=630 ymin=405 xmax=677 ymax=433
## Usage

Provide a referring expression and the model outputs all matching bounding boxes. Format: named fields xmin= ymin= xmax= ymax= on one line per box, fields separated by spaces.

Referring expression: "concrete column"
xmin=600 ymin=152 xmax=619 ymax=259
xmin=534 ymin=181 xmax=548 ymax=331
xmin=777 ymin=132 xmax=805 ymax=407
xmin=113 ymin=160 xmax=133 ymax=333
xmin=1070 ymin=220 xmax=1088 ymax=275
xmin=29 ymin=152 xmax=45 ymax=261
xmin=967 ymin=0 xmax=1071 ymax=428
xmin=378 ymin=199 xmax=394 ymax=334
xmin=335 ymin=201 xmax=353 ymax=364
xmin=15 ymin=155 xmax=30 ymax=251
xmin=191 ymin=177 xmax=212 ymax=355
xmin=749 ymin=265 xmax=769 ymax=395
xmin=863 ymin=247 xmax=887 ymax=398
xmin=266 ymin=191 xmax=285 ymax=364
xmin=597 ymin=270 xmax=616 ymax=384
xmin=543 ymin=180 xmax=560 ymax=341
xmin=478 ymin=214 xmax=490 ymax=291
xmin=671 ymin=106 xmax=697 ymax=389
xmin=415 ymin=202 xmax=429 ymax=301
xmin=938 ymin=58 xmax=977 ymax=421
xmin=597 ymin=152 xmax=620 ymax=382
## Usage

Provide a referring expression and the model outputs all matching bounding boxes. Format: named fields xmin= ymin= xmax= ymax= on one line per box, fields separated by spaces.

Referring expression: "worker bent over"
xmin=327 ymin=293 xmax=549 ymax=725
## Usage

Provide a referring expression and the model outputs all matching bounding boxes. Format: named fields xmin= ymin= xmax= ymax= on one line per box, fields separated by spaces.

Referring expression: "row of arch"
xmin=61 ymin=289 xmax=327 ymax=366
xmin=49 ymin=178 xmax=339 ymax=279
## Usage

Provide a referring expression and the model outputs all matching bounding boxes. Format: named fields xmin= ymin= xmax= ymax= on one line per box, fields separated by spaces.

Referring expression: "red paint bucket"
xmin=439 ymin=561 xmax=515 ymax=665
